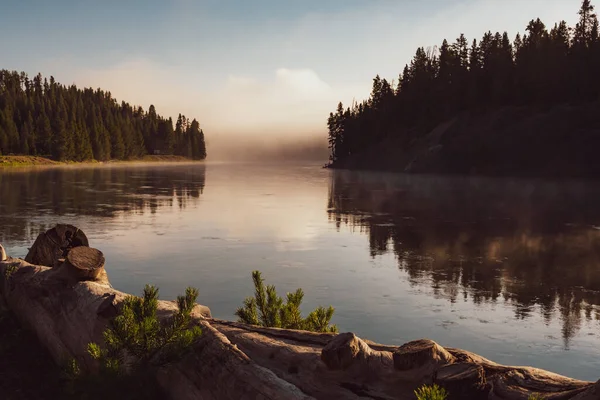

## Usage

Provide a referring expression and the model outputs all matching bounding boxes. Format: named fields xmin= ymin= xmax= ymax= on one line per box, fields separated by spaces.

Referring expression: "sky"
xmin=0 ymin=0 xmax=582 ymax=154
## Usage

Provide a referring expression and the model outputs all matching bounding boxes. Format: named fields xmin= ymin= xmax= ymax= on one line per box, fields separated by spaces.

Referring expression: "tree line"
xmin=0 ymin=70 xmax=206 ymax=161
xmin=327 ymin=0 xmax=600 ymax=164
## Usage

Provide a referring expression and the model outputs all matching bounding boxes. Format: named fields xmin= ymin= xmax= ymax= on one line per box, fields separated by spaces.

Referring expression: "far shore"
xmin=0 ymin=155 xmax=204 ymax=168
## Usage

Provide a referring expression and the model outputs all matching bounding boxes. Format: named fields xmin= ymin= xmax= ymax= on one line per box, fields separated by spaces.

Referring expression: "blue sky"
xmin=0 ymin=0 xmax=582 ymax=149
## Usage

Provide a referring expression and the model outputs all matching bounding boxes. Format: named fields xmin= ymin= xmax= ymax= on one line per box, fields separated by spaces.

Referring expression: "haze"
xmin=1 ymin=0 xmax=579 ymax=160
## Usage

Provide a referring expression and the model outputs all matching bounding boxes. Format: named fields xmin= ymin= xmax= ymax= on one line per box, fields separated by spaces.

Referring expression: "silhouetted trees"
xmin=0 ymin=71 xmax=207 ymax=161
xmin=327 ymin=0 xmax=600 ymax=165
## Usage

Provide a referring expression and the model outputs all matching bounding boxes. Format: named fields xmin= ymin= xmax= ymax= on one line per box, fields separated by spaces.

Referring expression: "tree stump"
xmin=321 ymin=332 xmax=376 ymax=370
xmin=25 ymin=224 xmax=89 ymax=267
xmin=393 ymin=339 xmax=455 ymax=372
xmin=392 ymin=339 xmax=456 ymax=382
xmin=63 ymin=246 xmax=105 ymax=281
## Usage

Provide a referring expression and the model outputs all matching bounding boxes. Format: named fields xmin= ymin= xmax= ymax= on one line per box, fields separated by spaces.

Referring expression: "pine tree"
xmin=0 ymin=70 xmax=207 ymax=162
xmin=24 ymin=112 xmax=36 ymax=155
xmin=575 ymin=0 xmax=598 ymax=46
xmin=36 ymin=112 xmax=52 ymax=156
xmin=325 ymin=1 xmax=600 ymax=167
xmin=188 ymin=119 xmax=206 ymax=160
xmin=235 ymin=271 xmax=338 ymax=333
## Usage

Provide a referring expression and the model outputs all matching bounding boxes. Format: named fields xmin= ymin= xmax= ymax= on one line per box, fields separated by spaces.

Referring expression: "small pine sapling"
xmin=414 ymin=384 xmax=448 ymax=400
xmin=235 ymin=271 xmax=338 ymax=333
xmin=88 ymin=284 xmax=202 ymax=374
xmin=528 ymin=395 xmax=546 ymax=400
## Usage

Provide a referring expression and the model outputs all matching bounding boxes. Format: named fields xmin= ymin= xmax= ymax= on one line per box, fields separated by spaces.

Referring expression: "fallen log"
xmin=1 ymin=225 xmax=599 ymax=400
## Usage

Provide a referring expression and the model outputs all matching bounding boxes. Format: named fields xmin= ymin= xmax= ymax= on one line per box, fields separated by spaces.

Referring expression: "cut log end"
xmin=64 ymin=246 xmax=105 ymax=281
xmin=321 ymin=332 xmax=364 ymax=370
xmin=393 ymin=339 xmax=455 ymax=372
xmin=24 ymin=224 xmax=89 ymax=267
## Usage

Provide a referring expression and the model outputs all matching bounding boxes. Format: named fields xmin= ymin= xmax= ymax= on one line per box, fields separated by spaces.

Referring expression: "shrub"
xmin=88 ymin=284 xmax=202 ymax=374
xmin=235 ymin=271 xmax=338 ymax=333
xmin=414 ymin=384 xmax=448 ymax=400
xmin=528 ymin=395 xmax=546 ymax=400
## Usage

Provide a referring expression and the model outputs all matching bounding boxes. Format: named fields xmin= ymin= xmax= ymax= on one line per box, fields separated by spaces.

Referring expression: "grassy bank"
xmin=0 ymin=155 xmax=198 ymax=168
xmin=0 ymin=156 xmax=60 ymax=167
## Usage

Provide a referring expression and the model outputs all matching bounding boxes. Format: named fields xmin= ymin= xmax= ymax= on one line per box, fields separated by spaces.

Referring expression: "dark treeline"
xmin=327 ymin=0 xmax=600 ymax=164
xmin=0 ymin=70 xmax=207 ymax=161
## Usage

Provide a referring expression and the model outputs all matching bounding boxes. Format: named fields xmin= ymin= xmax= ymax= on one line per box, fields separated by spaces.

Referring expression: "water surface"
xmin=1 ymin=162 xmax=600 ymax=380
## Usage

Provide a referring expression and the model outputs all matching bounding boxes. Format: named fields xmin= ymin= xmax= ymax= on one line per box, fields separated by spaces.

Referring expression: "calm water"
xmin=1 ymin=162 xmax=600 ymax=380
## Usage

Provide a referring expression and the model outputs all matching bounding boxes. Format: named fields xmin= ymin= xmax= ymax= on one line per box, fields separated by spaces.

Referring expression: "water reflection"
xmin=328 ymin=170 xmax=600 ymax=349
xmin=0 ymin=165 xmax=206 ymax=246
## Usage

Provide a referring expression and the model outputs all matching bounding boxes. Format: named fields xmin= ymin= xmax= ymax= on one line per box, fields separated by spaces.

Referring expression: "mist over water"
xmin=2 ymin=162 xmax=600 ymax=381
xmin=206 ymin=133 xmax=329 ymax=162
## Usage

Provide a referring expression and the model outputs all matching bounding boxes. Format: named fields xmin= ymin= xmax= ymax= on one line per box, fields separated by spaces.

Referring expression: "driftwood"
xmin=1 ymin=225 xmax=599 ymax=400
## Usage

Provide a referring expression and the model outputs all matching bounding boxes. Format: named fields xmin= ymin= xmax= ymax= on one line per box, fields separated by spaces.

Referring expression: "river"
xmin=1 ymin=161 xmax=600 ymax=380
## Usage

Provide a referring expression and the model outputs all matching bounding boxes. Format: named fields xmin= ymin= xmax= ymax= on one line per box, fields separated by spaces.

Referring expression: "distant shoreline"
xmin=0 ymin=155 xmax=203 ymax=168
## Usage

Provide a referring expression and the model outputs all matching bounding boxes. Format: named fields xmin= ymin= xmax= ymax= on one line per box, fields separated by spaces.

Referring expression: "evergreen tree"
xmin=574 ymin=0 xmax=598 ymax=46
xmin=188 ymin=119 xmax=206 ymax=160
xmin=0 ymin=70 xmax=207 ymax=161
xmin=326 ymin=0 xmax=600 ymax=166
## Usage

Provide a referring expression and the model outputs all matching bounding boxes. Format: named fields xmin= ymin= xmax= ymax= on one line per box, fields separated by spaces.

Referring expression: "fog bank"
xmin=207 ymin=133 xmax=329 ymax=162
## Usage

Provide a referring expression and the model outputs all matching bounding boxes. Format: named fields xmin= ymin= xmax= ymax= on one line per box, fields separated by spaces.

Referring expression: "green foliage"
xmin=235 ymin=271 xmax=338 ymax=333
xmin=528 ymin=394 xmax=546 ymax=400
xmin=414 ymin=384 xmax=448 ymax=400
xmin=62 ymin=356 xmax=162 ymax=400
xmin=61 ymin=358 xmax=82 ymax=395
xmin=88 ymin=285 xmax=202 ymax=374
xmin=327 ymin=0 xmax=600 ymax=166
xmin=63 ymin=358 xmax=81 ymax=378
xmin=0 ymin=70 xmax=207 ymax=161
xmin=4 ymin=263 xmax=18 ymax=280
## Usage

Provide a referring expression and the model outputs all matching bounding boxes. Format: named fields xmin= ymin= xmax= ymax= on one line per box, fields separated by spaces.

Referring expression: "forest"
xmin=327 ymin=0 xmax=600 ymax=168
xmin=0 ymin=70 xmax=206 ymax=161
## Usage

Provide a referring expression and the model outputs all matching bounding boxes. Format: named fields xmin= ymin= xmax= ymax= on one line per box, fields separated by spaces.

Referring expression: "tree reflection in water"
xmin=328 ymin=170 xmax=600 ymax=349
xmin=0 ymin=165 xmax=206 ymax=247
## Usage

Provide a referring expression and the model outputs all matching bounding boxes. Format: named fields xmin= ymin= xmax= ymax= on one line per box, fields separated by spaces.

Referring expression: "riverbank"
xmin=0 ymin=155 xmax=199 ymax=168
xmin=1 ymin=225 xmax=599 ymax=399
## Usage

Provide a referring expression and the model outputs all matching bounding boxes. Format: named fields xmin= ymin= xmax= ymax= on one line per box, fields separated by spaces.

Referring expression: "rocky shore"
xmin=1 ymin=225 xmax=599 ymax=400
